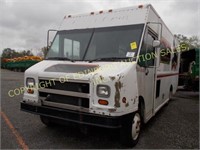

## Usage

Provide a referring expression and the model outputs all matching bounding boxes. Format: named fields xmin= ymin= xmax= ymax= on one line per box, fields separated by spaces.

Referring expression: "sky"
xmin=0 ymin=0 xmax=199 ymax=55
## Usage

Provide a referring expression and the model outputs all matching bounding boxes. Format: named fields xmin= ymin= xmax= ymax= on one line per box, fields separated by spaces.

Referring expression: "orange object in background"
xmin=3 ymin=56 xmax=43 ymax=62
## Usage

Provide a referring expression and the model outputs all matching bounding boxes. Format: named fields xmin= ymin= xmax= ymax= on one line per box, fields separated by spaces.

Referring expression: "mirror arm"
xmin=47 ymin=29 xmax=58 ymax=50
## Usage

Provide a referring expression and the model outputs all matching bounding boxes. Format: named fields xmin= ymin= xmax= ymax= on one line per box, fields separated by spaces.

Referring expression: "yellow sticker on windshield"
xmin=130 ymin=42 xmax=137 ymax=50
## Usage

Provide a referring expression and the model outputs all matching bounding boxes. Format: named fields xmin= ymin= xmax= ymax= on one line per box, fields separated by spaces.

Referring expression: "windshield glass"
xmin=46 ymin=24 xmax=144 ymax=61
xmin=46 ymin=29 xmax=93 ymax=60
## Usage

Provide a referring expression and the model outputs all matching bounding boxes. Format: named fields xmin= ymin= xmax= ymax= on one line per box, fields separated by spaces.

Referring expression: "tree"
xmin=21 ymin=50 xmax=33 ymax=56
xmin=1 ymin=48 xmax=15 ymax=58
xmin=175 ymin=34 xmax=200 ymax=49
xmin=1 ymin=48 xmax=33 ymax=59
xmin=41 ymin=46 xmax=48 ymax=57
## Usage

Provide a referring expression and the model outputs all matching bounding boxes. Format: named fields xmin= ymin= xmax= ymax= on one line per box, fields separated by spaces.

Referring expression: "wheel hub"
xmin=131 ymin=113 xmax=141 ymax=140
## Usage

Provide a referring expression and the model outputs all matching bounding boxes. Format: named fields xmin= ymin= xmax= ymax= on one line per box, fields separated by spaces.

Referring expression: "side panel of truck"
xmin=137 ymin=5 xmax=180 ymax=122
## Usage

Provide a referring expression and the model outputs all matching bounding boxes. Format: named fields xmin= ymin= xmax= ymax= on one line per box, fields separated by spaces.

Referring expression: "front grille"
xmin=39 ymin=79 xmax=90 ymax=109
xmin=39 ymin=79 xmax=89 ymax=93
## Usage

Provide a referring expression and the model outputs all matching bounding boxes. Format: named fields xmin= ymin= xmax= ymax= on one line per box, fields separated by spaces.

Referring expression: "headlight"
xmin=26 ymin=78 xmax=35 ymax=87
xmin=97 ymin=85 xmax=110 ymax=98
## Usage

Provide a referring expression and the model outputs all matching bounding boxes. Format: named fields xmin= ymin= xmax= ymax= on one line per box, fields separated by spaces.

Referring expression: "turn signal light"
xmin=98 ymin=99 xmax=109 ymax=105
xmin=27 ymin=88 xmax=34 ymax=94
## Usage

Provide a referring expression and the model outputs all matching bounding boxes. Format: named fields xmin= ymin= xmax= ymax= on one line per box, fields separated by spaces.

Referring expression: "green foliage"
xmin=175 ymin=34 xmax=200 ymax=49
xmin=1 ymin=48 xmax=33 ymax=59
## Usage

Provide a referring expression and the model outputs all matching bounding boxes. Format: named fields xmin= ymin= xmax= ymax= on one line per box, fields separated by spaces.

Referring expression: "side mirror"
xmin=153 ymin=40 xmax=160 ymax=47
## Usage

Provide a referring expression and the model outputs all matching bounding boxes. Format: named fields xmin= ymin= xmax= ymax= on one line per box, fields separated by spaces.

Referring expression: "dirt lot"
xmin=1 ymin=69 xmax=199 ymax=149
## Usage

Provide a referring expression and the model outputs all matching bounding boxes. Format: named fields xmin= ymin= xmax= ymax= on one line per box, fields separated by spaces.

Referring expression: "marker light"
xmin=27 ymin=88 xmax=34 ymax=94
xmin=98 ymin=99 xmax=109 ymax=105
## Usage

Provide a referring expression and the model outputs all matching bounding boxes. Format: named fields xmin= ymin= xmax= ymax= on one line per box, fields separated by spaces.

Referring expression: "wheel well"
xmin=138 ymin=96 xmax=145 ymax=123
xmin=170 ymin=85 xmax=173 ymax=92
xmin=138 ymin=96 xmax=145 ymax=107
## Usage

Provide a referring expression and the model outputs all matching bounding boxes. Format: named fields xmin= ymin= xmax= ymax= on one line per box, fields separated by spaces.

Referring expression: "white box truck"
xmin=21 ymin=4 xmax=180 ymax=147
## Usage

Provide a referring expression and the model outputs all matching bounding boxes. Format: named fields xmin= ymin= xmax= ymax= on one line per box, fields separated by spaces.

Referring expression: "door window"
xmin=138 ymin=31 xmax=156 ymax=67
xmin=146 ymin=33 xmax=155 ymax=66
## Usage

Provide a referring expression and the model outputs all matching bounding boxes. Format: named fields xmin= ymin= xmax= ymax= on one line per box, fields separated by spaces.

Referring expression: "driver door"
xmin=138 ymin=29 xmax=157 ymax=121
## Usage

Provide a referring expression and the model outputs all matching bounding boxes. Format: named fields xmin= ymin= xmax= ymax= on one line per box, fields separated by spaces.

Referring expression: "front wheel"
xmin=120 ymin=112 xmax=141 ymax=147
xmin=169 ymin=88 xmax=173 ymax=100
xmin=40 ymin=116 xmax=54 ymax=127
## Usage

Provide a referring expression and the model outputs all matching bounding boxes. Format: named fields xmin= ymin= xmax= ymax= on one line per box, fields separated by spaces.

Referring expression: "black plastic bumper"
xmin=20 ymin=102 xmax=122 ymax=128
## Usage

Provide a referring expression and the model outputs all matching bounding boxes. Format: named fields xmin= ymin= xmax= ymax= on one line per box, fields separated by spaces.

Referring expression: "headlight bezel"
xmin=26 ymin=77 xmax=35 ymax=87
xmin=96 ymin=84 xmax=111 ymax=98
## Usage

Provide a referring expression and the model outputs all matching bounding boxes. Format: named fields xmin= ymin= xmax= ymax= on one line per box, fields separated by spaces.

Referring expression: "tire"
xmin=169 ymin=89 xmax=173 ymax=100
xmin=120 ymin=112 xmax=141 ymax=147
xmin=40 ymin=116 xmax=54 ymax=127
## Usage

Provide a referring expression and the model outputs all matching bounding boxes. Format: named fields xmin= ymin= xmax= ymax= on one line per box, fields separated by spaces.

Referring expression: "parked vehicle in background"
xmin=179 ymin=48 xmax=199 ymax=91
xmin=21 ymin=4 xmax=180 ymax=147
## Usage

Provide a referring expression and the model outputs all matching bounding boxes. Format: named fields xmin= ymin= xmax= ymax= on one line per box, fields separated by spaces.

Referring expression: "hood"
xmin=25 ymin=60 xmax=136 ymax=81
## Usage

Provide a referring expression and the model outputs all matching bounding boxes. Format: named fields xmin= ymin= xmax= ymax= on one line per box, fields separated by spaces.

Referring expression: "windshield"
xmin=46 ymin=24 xmax=144 ymax=61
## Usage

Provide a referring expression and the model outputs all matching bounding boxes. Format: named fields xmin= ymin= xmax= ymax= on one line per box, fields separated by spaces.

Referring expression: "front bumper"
xmin=20 ymin=102 xmax=122 ymax=128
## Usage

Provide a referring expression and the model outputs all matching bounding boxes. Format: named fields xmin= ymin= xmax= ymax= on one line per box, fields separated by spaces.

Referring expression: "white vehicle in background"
xmin=21 ymin=4 xmax=180 ymax=147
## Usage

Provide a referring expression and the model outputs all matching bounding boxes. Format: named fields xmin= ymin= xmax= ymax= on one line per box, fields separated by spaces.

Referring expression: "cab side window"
xmin=146 ymin=34 xmax=155 ymax=66
xmin=138 ymin=32 xmax=155 ymax=67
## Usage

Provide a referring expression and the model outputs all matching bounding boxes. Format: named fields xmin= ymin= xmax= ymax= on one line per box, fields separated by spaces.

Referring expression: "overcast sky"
xmin=0 ymin=0 xmax=199 ymax=55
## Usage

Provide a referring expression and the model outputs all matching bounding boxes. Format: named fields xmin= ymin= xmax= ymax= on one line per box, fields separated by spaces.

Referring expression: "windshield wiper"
xmin=89 ymin=57 xmax=131 ymax=63
xmin=46 ymin=57 xmax=74 ymax=62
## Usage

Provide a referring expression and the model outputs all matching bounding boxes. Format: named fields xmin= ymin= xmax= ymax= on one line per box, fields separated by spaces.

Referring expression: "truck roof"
xmin=60 ymin=4 xmax=152 ymax=30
